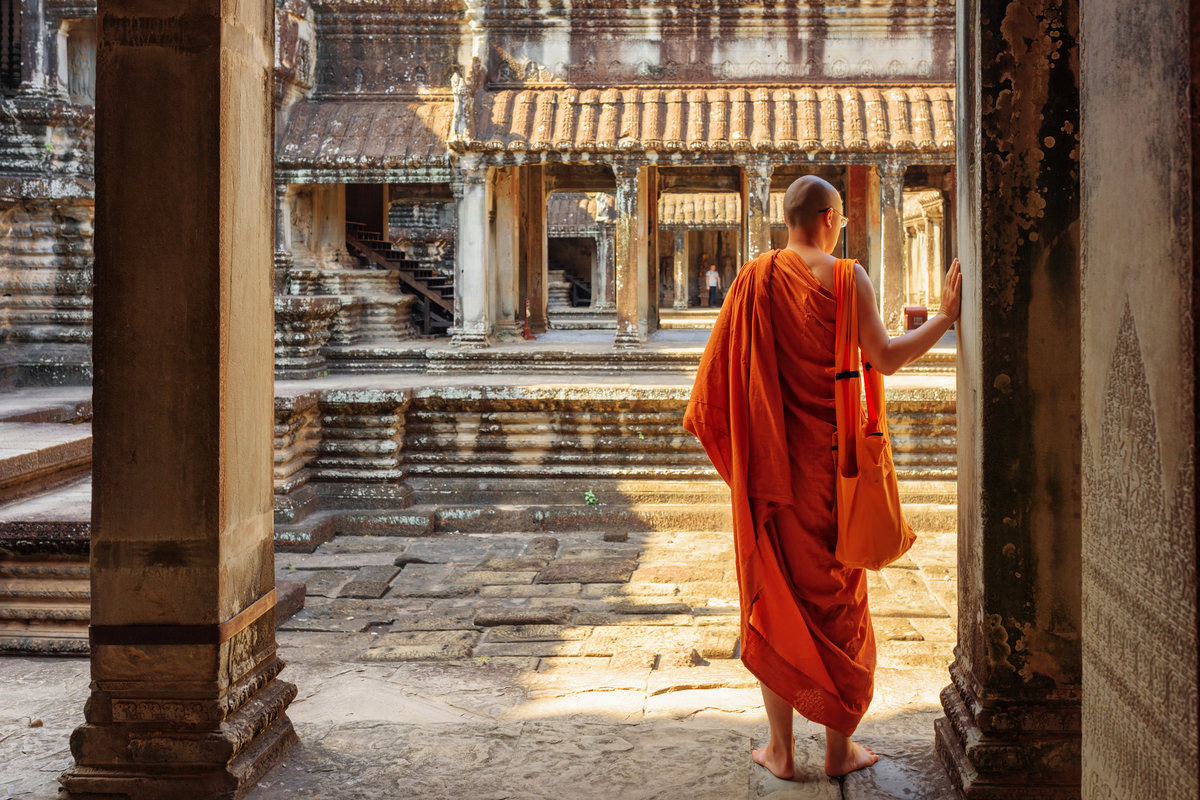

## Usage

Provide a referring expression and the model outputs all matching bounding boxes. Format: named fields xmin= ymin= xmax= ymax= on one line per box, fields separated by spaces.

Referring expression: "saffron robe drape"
xmin=683 ymin=248 xmax=875 ymax=736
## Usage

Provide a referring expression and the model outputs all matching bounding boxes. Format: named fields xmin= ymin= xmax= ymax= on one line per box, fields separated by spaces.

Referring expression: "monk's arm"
xmin=855 ymin=260 xmax=962 ymax=376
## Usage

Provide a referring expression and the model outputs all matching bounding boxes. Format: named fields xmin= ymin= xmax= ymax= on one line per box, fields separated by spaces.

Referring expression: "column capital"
xmin=879 ymin=160 xmax=907 ymax=182
xmin=611 ymin=163 xmax=639 ymax=186
xmin=745 ymin=162 xmax=774 ymax=183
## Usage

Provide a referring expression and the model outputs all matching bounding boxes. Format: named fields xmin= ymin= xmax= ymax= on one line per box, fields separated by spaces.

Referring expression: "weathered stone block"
xmin=523 ymin=537 xmax=559 ymax=558
xmin=474 ymin=606 xmax=577 ymax=627
xmin=609 ymin=650 xmax=657 ymax=670
xmin=483 ymin=625 xmax=591 ymax=643
xmin=537 ymin=559 xmax=638 ymax=584
xmin=360 ymin=630 xmax=479 ymax=661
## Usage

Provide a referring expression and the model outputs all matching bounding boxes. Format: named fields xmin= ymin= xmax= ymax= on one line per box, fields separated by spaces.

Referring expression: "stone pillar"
xmin=1079 ymin=0 xmax=1198 ymax=797
xmin=743 ymin=162 xmax=773 ymax=264
xmin=934 ymin=0 xmax=1081 ymax=792
xmin=672 ymin=230 xmax=688 ymax=310
xmin=612 ymin=164 xmax=642 ymax=349
xmin=525 ymin=165 xmax=548 ymax=333
xmin=879 ymin=161 xmax=906 ymax=333
xmin=275 ymin=183 xmax=294 ymax=289
xmin=61 ymin=1 xmax=298 ymax=797
xmin=493 ymin=166 xmax=522 ymax=340
xmin=925 ymin=200 xmax=944 ymax=311
xmin=644 ymin=166 xmax=659 ymax=333
xmin=903 ymin=224 xmax=917 ymax=306
xmin=592 ymin=193 xmax=616 ymax=311
xmin=312 ymin=184 xmax=353 ymax=268
xmin=18 ymin=0 xmax=48 ymax=95
xmin=451 ymin=160 xmax=492 ymax=349
xmin=846 ymin=165 xmax=870 ymax=270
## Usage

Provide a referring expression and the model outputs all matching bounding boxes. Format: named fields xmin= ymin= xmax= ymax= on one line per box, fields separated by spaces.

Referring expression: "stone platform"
xmin=1 ymin=523 xmax=959 ymax=800
xmin=0 ymin=362 xmax=954 ymax=656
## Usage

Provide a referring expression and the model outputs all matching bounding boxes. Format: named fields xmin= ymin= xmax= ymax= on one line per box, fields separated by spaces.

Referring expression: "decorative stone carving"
xmin=274 ymin=295 xmax=341 ymax=380
xmin=0 ymin=198 xmax=94 ymax=384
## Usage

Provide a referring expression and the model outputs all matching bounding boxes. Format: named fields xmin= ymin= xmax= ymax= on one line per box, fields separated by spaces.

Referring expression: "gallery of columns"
xmin=276 ymin=89 xmax=956 ymax=351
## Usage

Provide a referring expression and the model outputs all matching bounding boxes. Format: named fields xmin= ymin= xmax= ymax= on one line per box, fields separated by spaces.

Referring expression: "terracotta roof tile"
xmin=279 ymin=85 xmax=955 ymax=171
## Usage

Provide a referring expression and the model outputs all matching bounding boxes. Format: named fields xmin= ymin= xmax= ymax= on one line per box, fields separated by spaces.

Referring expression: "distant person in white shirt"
xmin=706 ymin=265 xmax=722 ymax=307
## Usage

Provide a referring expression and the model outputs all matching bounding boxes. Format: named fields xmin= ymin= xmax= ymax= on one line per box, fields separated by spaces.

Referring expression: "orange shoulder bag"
xmin=832 ymin=258 xmax=916 ymax=570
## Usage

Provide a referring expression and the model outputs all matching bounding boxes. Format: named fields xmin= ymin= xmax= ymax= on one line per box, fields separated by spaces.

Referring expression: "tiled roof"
xmin=471 ymin=86 xmax=954 ymax=154
xmin=278 ymin=85 xmax=955 ymax=172
xmin=278 ymin=100 xmax=454 ymax=171
xmin=548 ymin=193 xmax=602 ymax=232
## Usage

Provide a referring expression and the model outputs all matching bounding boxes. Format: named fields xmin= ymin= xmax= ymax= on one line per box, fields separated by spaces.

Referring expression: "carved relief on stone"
xmin=930 ymin=88 xmax=955 ymax=148
xmin=886 ymin=88 xmax=914 ymax=149
xmin=773 ymin=88 xmax=797 ymax=150
xmin=530 ymin=91 xmax=557 ymax=150
xmin=1082 ymin=303 xmax=1198 ymax=797
xmin=728 ymin=88 xmax=750 ymax=150
xmin=619 ymin=88 xmax=640 ymax=149
xmin=596 ymin=88 xmax=620 ymax=150
xmin=841 ymin=89 xmax=867 ymax=150
xmin=686 ymin=89 xmax=706 ymax=150
xmin=797 ymin=88 xmax=819 ymax=150
xmin=509 ymin=90 xmax=535 ymax=149
xmin=663 ymin=90 xmax=684 ymax=150
xmin=909 ymin=89 xmax=935 ymax=149
xmin=751 ymin=87 xmax=771 ymax=151
xmin=640 ymin=89 xmax=662 ymax=150
xmin=707 ymin=89 xmax=729 ymax=150
xmin=819 ymin=87 xmax=842 ymax=150
xmin=862 ymin=88 xmax=889 ymax=150
xmin=554 ymin=89 xmax=578 ymax=150
xmin=577 ymin=89 xmax=600 ymax=151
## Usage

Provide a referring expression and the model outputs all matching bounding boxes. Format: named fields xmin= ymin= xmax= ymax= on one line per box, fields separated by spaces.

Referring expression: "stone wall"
xmin=1079 ymin=0 xmax=1199 ymax=796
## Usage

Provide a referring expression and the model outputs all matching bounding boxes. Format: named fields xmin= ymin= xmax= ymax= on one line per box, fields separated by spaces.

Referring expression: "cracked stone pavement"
xmin=0 ymin=529 xmax=958 ymax=799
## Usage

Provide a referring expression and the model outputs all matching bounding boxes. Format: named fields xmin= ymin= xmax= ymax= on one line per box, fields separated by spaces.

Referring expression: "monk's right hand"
xmin=940 ymin=259 xmax=963 ymax=322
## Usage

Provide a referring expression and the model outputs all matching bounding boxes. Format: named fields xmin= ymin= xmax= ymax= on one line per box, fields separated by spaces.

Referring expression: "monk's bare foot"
xmin=823 ymin=730 xmax=878 ymax=777
xmin=752 ymin=736 xmax=795 ymax=780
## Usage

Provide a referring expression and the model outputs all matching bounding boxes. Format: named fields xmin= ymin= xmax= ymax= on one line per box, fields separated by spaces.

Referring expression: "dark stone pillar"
xmin=61 ymin=2 xmax=297 ymax=797
xmin=524 ymin=164 xmax=548 ymax=334
xmin=934 ymin=0 xmax=1082 ymax=795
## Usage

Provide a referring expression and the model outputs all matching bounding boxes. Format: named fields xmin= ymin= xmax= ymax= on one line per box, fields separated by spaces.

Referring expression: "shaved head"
xmin=783 ymin=175 xmax=841 ymax=231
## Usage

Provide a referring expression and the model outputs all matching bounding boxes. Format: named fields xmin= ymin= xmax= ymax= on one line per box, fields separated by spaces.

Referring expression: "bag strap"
xmin=833 ymin=258 xmax=860 ymax=475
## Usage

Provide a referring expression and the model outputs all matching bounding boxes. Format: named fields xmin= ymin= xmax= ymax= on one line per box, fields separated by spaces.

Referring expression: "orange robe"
xmin=684 ymin=248 xmax=875 ymax=736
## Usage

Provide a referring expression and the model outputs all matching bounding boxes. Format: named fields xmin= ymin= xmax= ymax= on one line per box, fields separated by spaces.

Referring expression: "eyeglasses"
xmin=818 ymin=207 xmax=849 ymax=228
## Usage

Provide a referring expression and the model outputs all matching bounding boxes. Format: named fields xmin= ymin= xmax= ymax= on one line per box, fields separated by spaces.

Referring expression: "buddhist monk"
xmin=684 ymin=175 xmax=962 ymax=778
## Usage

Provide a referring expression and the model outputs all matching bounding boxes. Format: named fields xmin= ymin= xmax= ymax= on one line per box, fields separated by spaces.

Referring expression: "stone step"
xmin=0 ymin=421 xmax=92 ymax=505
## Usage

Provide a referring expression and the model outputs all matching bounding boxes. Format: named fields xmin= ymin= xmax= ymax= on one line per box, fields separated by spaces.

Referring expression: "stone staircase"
xmin=345 ymin=222 xmax=454 ymax=334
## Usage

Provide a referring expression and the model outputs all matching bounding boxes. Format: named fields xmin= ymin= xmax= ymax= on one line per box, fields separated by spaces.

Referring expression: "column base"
xmin=61 ymin=654 xmax=298 ymax=800
xmin=935 ymin=660 xmax=1081 ymax=799
xmin=613 ymin=330 xmax=643 ymax=350
xmin=492 ymin=321 xmax=525 ymax=342
xmin=450 ymin=331 xmax=493 ymax=349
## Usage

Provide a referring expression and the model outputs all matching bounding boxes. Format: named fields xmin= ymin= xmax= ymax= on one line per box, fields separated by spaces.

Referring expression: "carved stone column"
xmin=934 ymin=0 xmax=1082 ymax=792
xmin=523 ymin=164 xmax=548 ymax=333
xmin=451 ymin=160 xmax=492 ymax=349
xmin=924 ymin=197 xmax=945 ymax=311
xmin=743 ymin=162 xmax=773 ymax=264
xmin=492 ymin=166 xmax=522 ymax=340
xmin=672 ymin=230 xmax=689 ymax=310
xmin=879 ymin=161 xmax=906 ymax=333
xmin=18 ymin=0 xmax=49 ymax=96
xmin=592 ymin=193 xmax=615 ymax=311
xmin=275 ymin=182 xmax=294 ymax=277
xmin=61 ymin=1 xmax=298 ymax=796
xmin=1079 ymin=0 xmax=1199 ymax=795
xmin=612 ymin=164 xmax=643 ymax=349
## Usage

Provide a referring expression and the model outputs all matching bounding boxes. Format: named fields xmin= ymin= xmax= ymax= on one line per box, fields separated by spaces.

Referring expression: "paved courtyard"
xmin=0 ymin=527 xmax=958 ymax=799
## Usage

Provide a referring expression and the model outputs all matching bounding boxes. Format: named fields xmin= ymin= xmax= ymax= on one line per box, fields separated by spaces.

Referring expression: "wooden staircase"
xmin=345 ymin=222 xmax=454 ymax=335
